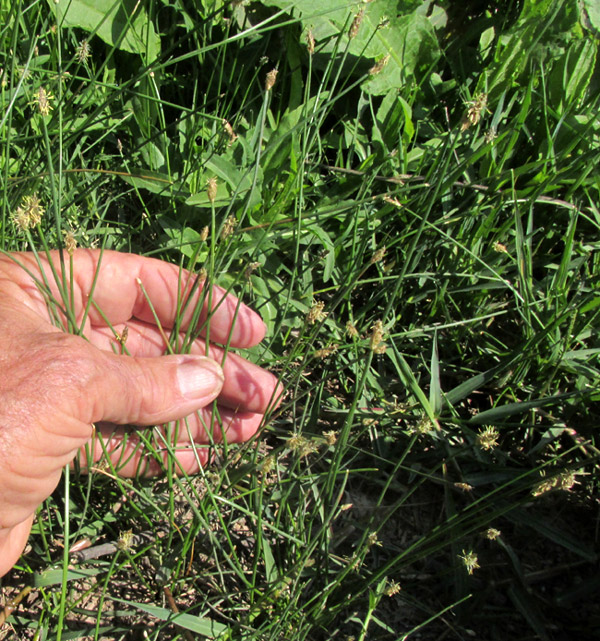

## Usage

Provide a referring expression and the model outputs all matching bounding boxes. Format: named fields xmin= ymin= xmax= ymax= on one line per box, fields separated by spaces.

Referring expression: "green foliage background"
xmin=1 ymin=0 xmax=599 ymax=639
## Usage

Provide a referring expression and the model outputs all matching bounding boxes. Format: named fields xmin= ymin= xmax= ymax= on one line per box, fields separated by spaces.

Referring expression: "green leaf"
xmin=468 ymin=392 xmax=578 ymax=424
xmin=581 ymin=0 xmax=600 ymax=34
xmin=111 ymin=598 xmax=229 ymax=637
xmin=549 ymin=37 xmax=597 ymax=109
xmin=429 ymin=332 xmax=442 ymax=417
xmin=261 ymin=0 xmax=440 ymax=95
xmin=54 ymin=0 xmax=160 ymax=61
xmin=185 ymin=155 xmax=262 ymax=210
xmin=34 ymin=567 xmax=104 ymax=587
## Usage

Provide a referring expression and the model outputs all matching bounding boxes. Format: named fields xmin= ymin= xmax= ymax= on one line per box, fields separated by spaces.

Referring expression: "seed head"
xmin=484 ymin=528 xmax=501 ymax=540
xmin=383 ymin=195 xmax=402 ymax=207
xmin=314 ymin=344 xmax=338 ymax=359
xmin=76 ymin=39 xmax=91 ymax=63
xmin=411 ymin=416 xmax=433 ymax=435
xmin=32 ymin=86 xmax=54 ymax=116
xmin=260 ymin=454 xmax=276 ymax=476
xmin=117 ymin=529 xmax=135 ymax=552
xmin=63 ymin=230 xmax=77 ymax=255
xmin=287 ymin=434 xmax=318 ymax=458
xmin=245 ymin=261 xmax=261 ymax=280
xmin=459 ymin=549 xmax=480 ymax=575
xmin=307 ymin=300 xmax=327 ymax=325
xmin=12 ymin=194 xmax=45 ymax=230
xmin=369 ymin=55 xmax=390 ymax=76
xmin=265 ymin=68 xmax=278 ymax=91
xmin=222 ymin=119 xmax=237 ymax=144
xmin=556 ymin=470 xmax=579 ymax=491
xmin=346 ymin=321 xmax=359 ymax=338
xmin=484 ymin=126 xmax=497 ymax=143
xmin=366 ymin=531 xmax=382 ymax=548
xmin=306 ymin=29 xmax=315 ymax=55
xmin=220 ymin=215 xmax=237 ymax=240
xmin=461 ymin=92 xmax=488 ymax=131
xmin=371 ymin=246 xmax=387 ymax=264
xmin=200 ymin=225 xmax=209 ymax=242
xmin=206 ymin=177 xmax=218 ymax=203
xmin=385 ymin=580 xmax=401 ymax=597
xmin=369 ymin=320 xmax=385 ymax=351
xmin=323 ymin=430 xmax=337 ymax=446
xmin=118 ymin=325 xmax=129 ymax=347
xmin=455 ymin=482 xmax=474 ymax=492
xmin=348 ymin=8 xmax=364 ymax=39
xmin=493 ymin=241 xmax=508 ymax=253
xmin=476 ymin=425 xmax=500 ymax=451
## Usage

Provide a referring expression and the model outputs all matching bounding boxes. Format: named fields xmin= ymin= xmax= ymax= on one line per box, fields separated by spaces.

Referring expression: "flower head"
xmin=385 ymin=580 xmax=401 ymax=596
xmin=476 ymin=426 xmax=500 ymax=451
xmin=369 ymin=320 xmax=385 ymax=351
xmin=459 ymin=549 xmax=480 ymax=575
xmin=76 ymin=39 xmax=91 ymax=63
xmin=369 ymin=55 xmax=390 ymax=76
xmin=265 ymin=68 xmax=278 ymax=91
xmin=307 ymin=300 xmax=327 ymax=325
xmin=32 ymin=86 xmax=54 ymax=116
xmin=220 ymin=215 xmax=237 ymax=240
xmin=12 ymin=194 xmax=45 ymax=230
xmin=348 ymin=8 xmax=364 ymax=39
xmin=206 ymin=177 xmax=218 ymax=203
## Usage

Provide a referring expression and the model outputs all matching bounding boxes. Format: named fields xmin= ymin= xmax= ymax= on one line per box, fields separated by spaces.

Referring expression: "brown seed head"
xmin=371 ymin=246 xmax=387 ymax=264
xmin=64 ymin=231 xmax=77 ymax=255
xmin=346 ymin=321 xmax=358 ymax=338
xmin=306 ymin=29 xmax=315 ymax=55
xmin=348 ymin=8 xmax=364 ymax=39
xmin=369 ymin=55 xmax=390 ymax=76
xmin=369 ymin=320 xmax=384 ymax=351
xmin=206 ymin=177 xmax=218 ymax=203
xmin=220 ymin=215 xmax=237 ymax=240
xmin=222 ymin=119 xmax=237 ymax=144
xmin=32 ymin=86 xmax=54 ymax=116
xmin=307 ymin=300 xmax=327 ymax=325
xmin=265 ymin=68 xmax=278 ymax=91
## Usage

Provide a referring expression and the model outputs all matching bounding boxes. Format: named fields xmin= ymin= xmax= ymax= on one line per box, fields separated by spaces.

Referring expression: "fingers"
xmin=74 ymin=406 xmax=265 ymax=477
xmin=90 ymin=320 xmax=282 ymax=415
xmin=44 ymin=333 xmax=224 ymax=426
xmin=0 ymin=249 xmax=266 ymax=348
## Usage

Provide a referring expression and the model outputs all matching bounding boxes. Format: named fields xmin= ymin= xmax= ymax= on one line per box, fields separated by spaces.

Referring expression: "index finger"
xmin=2 ymin=249 xmax=266 ymax=348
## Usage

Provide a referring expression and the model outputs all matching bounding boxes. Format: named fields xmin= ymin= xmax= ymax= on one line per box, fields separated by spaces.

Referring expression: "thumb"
xmin=70 ymin=348 xmax=224 ymax=426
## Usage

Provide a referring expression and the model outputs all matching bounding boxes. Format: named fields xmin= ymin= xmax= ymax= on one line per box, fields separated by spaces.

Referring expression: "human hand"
xmin=0 ymin=249 xmax=280 ymax=576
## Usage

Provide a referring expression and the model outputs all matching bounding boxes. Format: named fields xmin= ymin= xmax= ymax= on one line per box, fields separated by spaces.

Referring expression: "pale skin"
xmin=0 ymin=249 xmax=281 ymax=577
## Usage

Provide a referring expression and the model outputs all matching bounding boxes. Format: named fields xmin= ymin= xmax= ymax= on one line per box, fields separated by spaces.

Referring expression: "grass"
xmin=1 ymin=0 xmax=599 ymax=639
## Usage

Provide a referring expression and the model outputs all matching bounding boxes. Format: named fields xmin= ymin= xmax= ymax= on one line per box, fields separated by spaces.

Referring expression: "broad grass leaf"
xmin=33 ymin=567 xmax=104 ymax=587
xmin=54 ymin=0 xmax=160 ymax=61
xmin=110 ymin=598 xmax=229 ymax=637
xmin=120 ymin=169 xmax=186 ymax=197
xmin=261 ymin=0 xmax=440 ymax=95
xmin=185 ymin=155 xmax=262 ymax=209
xmin=581 ymin=0 xmax=600 ymax=35
xmin=468 ymin=392 xmax=578 ymax=425
xmin=429 ymin=332 xmax=442 ymax=417
xmin=548 ymin=37 xmax=597 ymax=109
xmin=485 ymin=0 xmax=580 ymax=99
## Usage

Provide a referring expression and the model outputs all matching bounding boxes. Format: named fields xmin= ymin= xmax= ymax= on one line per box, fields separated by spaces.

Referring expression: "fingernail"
xmin=176 ymin=356 xmax=224 ymax=400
